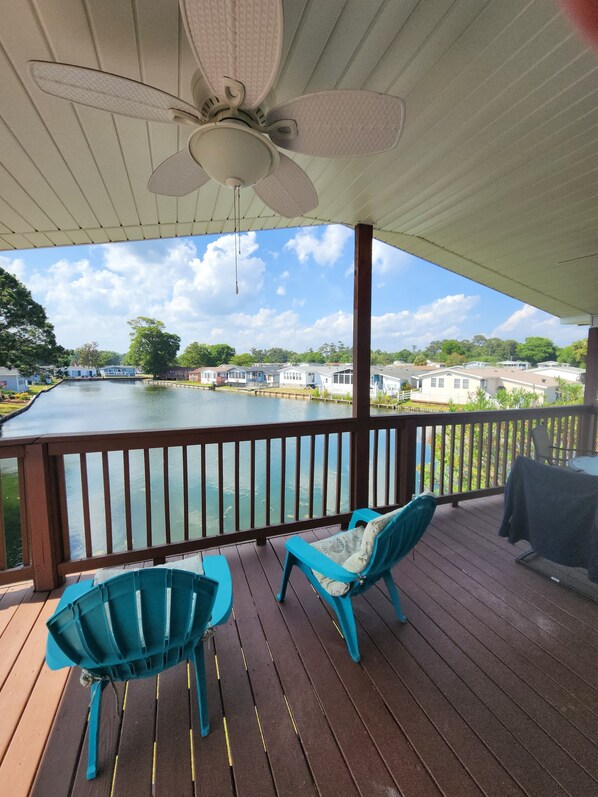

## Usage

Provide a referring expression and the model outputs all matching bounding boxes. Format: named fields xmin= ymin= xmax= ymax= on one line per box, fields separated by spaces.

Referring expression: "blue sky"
xmin=0 ymin=225 xmax=582 ymax=354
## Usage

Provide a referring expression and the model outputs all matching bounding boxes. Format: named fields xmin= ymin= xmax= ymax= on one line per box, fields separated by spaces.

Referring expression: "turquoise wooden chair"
xmin=46 ymin=555 xmax=233 ymax=780
xmin=277 ymin=494 xmax=436 ymax=662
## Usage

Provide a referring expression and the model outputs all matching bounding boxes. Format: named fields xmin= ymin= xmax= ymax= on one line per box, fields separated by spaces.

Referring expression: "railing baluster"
xmin=80 ymin=453 xmax=93 ymax=557
xmin=335 ymin=432 xmax=342 ymax=514
xmin=123 ymin=450 xmax=133 ymax=550
xmin=280 ymin=437 xmax=286 ymax=524
xmin=0 ymin=472 xmax=6 ymax=571
xmin=294 ymin=436 xmax=301 ymax=521
xmin=458 ymin=423 xmax=465 ymax=493
xmin=476 ymin=423 xmax=483 ymax=491
xmin=308 ymin=435 xmax=315 ymax=518
xmin=234 ymin=441 xmax=240 ymax=532
xmin=217 ymin=442 xmax=224 ymax=534
xmin=448 ymin=424 xmax=455 ymax=495
xmin=265 ymin=438 xmax=271 ymax=526
xmin=250 ymin=440 xmax=255 ymax=530
xmin=322 ymin=434 xmax=329 ymax=516
xmin=102 ymin=451 xmax=113 ymax=554
xmin=485 ymin=422 xmax=493 ymax=489
xmin=417 ymin=425 xmax=424 ymax=494
xmin=439 ymin=425 xmax=446 ymax=495
xmin=182 ymin=446 xmax=189 ymax=541
xmin=372 ymin=429 xmax=379 ymax=505
xmin=384 ymin=429 xmax=391 ymax=506
xmin=143 ymin=449 xmax=152 ymax=548
xmin=163 ymin=448 xmax=170 ymax=544
xmin=200 ymin=445 xmax=207 ymax=537
xmin=17 ymin=457 xmax=31 ymax=566
xmin=467 ymin=423 xmax=475 ymax=492
xmin=430 ymin=424 xmax=436 ymax=493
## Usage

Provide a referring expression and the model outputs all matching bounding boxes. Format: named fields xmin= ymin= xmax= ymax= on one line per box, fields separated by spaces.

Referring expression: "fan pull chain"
xmin=233 ymin=185 xmax=240 ymax=295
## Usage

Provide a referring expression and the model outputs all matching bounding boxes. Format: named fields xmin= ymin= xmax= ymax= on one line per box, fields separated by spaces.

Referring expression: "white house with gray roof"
xmin=0 ymin=368 xmax=29 ymax=392
xmin=531 ymin=363 xmax=585 ymax=383
xmin=413 ymin=367 xmax=558 ymax=406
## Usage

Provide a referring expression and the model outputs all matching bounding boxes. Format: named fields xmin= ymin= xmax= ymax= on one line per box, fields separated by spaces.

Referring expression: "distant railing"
xmin=0 ymin=404 xmax=595 ymax=589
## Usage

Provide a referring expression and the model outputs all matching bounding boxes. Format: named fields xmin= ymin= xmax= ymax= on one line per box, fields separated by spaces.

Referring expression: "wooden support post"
xmin=582 ymin=326 xmax=598 ymax=451
xmin=352 ymin=223 xmax=373 ymax=510
xmin=22 ymin=442 xmax=64 ymax=591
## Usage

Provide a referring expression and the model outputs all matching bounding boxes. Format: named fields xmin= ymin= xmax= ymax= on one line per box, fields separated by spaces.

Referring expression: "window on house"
xmin=431 ymin=377 xmax=437 ymax=387
xmin=438 ymin=378 xmax=444 ymax=388
xmin=462 ymin=379 xmax=469 ymax=389
xmin=454 ymin=378 xmax=461 ymax=388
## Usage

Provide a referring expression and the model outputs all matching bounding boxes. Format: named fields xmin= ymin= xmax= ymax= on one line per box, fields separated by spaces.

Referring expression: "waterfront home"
xmin=413 ymin=367 xmax=558 ymax=406
xmin=188 ymin=368 xmax=204 ymax=382
xmin=496 ymin=360 xmax=531 ymax=370
xmin=531 ymin=362 xmax=585 ymax=383
xmin=0 ymin=367 xmax=28 ymax=392
xmin=200 ymin=365 xmax=236 ymax=385
xmin=65 ymin=365 xmax=96 ymax=378
xmin=158 ymin=366 xmax=193 ymax=380
xmin=279 ymin=364 xmax=340 ymax=390
xmin=98 ymin=365 xmax=136 ymax=377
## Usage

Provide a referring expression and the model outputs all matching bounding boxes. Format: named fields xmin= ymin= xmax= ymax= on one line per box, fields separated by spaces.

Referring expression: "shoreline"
xmin=0 ymin=380 xmax=62 ymax=426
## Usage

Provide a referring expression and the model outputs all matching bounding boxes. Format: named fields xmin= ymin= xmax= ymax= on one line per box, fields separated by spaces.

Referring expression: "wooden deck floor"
xmin=1 ymin=495 xmax=598 ymax=797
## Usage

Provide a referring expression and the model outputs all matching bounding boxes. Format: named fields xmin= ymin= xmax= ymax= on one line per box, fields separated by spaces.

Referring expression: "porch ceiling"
xmin=1 ymin=1 xmax=597 ymax=321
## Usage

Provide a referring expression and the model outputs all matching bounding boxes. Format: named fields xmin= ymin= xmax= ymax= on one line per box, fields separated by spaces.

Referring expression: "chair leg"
xmin=383 ymin=572 xmax=407 ymax=623
xmin=277 ymin=551 xmax=296 ymax=602
xmin=333 ymin=596 xmax=361 ymax=663
xmin=193 ymin=643 xmax=210 ymax=737
xmin=87 ymin=679 xmax=107 ymax=780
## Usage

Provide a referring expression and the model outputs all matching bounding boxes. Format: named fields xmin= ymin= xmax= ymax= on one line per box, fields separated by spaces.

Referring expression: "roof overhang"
xmin=1 ymin=1 xmax=597 ymax=322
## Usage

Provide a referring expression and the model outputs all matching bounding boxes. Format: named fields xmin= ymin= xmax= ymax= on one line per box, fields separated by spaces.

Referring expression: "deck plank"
xmin=266 ymin=533 xmax=455 ymax=797
xmin=234 ymin=541 xmax=360 ymax=797
xmin=220 ymin=546 xmax=316 ymax=797
xmin=5 ymin=495 xmax=598 ymax=797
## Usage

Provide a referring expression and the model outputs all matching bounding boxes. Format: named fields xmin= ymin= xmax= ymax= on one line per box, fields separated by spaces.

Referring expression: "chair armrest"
xmin=203 ymin=555 xmax=233 ymax=627
xmin=285 ymin=536 xmax=356 ymax=582
xmin=348 ymin=507 xmax=380 ymax=530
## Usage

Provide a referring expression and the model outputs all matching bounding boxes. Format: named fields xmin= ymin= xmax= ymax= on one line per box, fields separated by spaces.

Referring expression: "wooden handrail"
xmin=0 ymin=404 xmax=595 ymax=589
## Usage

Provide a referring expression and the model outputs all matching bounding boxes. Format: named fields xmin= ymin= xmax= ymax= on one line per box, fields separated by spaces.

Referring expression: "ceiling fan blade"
xmin=254 ymin=153 xmax=317 ymax=218
xmin=29 ymin=61 xmax=202 ymax=124
xmin=266 ymin=90 xmax=405 ymax=157
xmin=179 ymin=0 xmax=283 ymax=110
xmin=148 ymin=150 xmax=210 ymax=196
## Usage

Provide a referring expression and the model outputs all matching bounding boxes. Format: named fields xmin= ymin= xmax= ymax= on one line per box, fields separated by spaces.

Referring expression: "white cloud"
xmin=370 ymin=294 xmax=480 ymax=350
xmin=372 ymin=239 xmax=410 ymax=275
xmin=0 ymin=255 xmax=27 ymax=281
xmin=491 ymin=303 xmax=581 ymax=346
xmin=285 ymin=224 xmax=351 ymax=266
xmin=276 ymin=285 xmax=286 ymax=296
xmin=9 ymin=233 xmax=266 ymax=351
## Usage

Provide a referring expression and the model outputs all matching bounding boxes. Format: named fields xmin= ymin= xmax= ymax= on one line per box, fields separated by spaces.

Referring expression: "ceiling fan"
xmin=29 ymin=0 xmax=405 ymax=219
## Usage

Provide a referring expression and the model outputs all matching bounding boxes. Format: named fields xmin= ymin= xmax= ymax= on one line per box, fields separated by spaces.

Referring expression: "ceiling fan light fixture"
xmin=188 ymin=120 xmax=279 ymax=188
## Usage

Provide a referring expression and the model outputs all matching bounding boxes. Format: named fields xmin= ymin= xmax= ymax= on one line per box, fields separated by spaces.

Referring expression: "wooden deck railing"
xmin=0 ymin=404 xmax=595 ymax=589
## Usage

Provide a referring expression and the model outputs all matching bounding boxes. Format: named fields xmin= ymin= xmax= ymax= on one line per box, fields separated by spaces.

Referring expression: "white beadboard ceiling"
xmin=0 ymin=0 xmax=597 ymax=322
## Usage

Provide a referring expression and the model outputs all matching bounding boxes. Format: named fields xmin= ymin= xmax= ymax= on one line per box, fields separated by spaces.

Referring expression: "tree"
xmin=126 ymin=317 xmax=180 ymax=377
xmin=0 ymin=267 xmax=64 ymax=374
xmin=74 ymin=341 xmax=101 ymax=368
xmin=557 ymin=338 xmax=587 ymax=367
xmin=178 ymin=342 xmax=214 ymax=368
xmin=208 ymin=343 xmax=236 ymax=365
xmin=231 ymin=353 xmax=254 ymax=366
xmin=98 ymin=350 xmax=122 ymax=367
xmin=412 ymin=354 xmax=427 ymax=366
xmin=516 ymin=336 xmax=557 ymax=365
xmin=296 ymin=349 xmax=325 ymax=364
xmin=445 ymin=352 xmax=466 ymax=366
